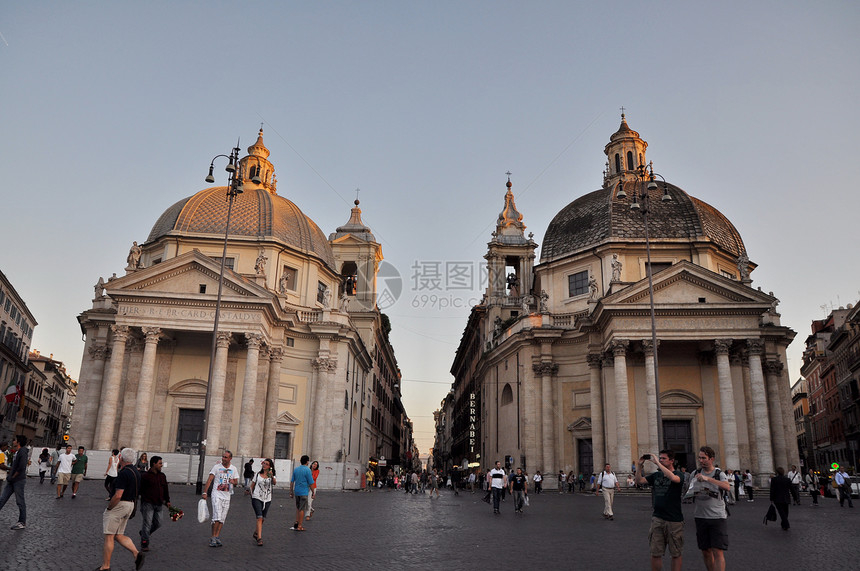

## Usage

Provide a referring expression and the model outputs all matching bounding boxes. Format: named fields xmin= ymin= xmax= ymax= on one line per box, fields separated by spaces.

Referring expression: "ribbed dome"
xmin=540 ymin=182 xmax=746 ymax=263
xmin=146 ymin=186 xmax=335 ymax=268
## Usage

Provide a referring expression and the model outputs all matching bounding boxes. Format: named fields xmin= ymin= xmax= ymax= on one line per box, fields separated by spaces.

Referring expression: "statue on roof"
xmin=539 ymin=290 xmax=549 ymax=313
xmin=611 ymin=254 xmax=622 ymax=282
xmin=94 ymin=277 xmax=106 ymax=298
xmin=126 ymin=241 xmax=142 ymax=270
xmin=736 ymin=252 xmax=750 ymax=281
xmin=588 ymin=273 xmax=599 ymax=300
xmin=255 ymin=250 xmax=268 ymax=275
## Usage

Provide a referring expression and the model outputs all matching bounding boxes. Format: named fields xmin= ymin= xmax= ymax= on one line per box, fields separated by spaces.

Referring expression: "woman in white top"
xmin=103 ymin=448 xmax=120 ymax=500
xmin=250 ymin=458 xmax=276 ymax=546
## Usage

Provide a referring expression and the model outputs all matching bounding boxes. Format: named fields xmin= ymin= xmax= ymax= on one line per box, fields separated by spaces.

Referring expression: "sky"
xmin=2 ymin=1 xmax=859 ymax=456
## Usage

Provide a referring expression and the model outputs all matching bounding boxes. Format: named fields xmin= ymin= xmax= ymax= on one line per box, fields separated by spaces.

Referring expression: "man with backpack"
xmin=684 ymin=446 xmax=731 ymax=571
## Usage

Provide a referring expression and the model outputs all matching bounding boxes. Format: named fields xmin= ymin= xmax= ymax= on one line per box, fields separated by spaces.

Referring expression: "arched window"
xmin=614 ymin=154 xmax=621 ymax=173
xmin=626 ymin=151 xmax=634 ymax=171
xmin=249 ymin=165 xmax=260 ymax=180
xmin=501 ymin=383 xmax=514 ymax=406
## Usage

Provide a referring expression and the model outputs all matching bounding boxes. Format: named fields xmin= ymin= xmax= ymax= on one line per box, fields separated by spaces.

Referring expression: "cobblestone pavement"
xmin=0 ymin=479 xmax=856 ymax=570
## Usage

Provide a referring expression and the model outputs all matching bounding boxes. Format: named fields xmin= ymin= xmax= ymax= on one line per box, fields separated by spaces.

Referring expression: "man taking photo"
xmin=637 ymin=450 xmax=683 ymax=571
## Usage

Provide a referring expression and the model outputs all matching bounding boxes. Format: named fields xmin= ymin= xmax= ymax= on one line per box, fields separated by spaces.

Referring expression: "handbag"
xmin=198 ymin=498 xmax=210 ymax=523
xmin=763 ymin=503 xmax=777 ymax=525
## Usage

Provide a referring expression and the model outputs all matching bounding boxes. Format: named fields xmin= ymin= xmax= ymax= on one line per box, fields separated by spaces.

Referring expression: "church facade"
xmin=74 ymin=131 xmax=409 ymax=480
xmin=450 ymin=116 xmax=797 ymax=484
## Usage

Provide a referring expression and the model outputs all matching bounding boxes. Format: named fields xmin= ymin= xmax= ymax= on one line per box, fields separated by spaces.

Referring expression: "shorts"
xmin=695 ymin=517 xmax=728 ymax=551
xmin=71 ymin=473 xmax=84 ymax=483
xmin=251 ymin=498 xmax=270 ymax=519
xmin=211 ymin=495 xmax=231 ymax=523
xmin=649 ymin=517 xmax=684 ymax=557
xmin=103 ymin=501 xmax=135 ymax=535
xmin=295 ymin=495 xmax=309 ymax=512
xmin=57 ymin=472 xmax=72 ymax=485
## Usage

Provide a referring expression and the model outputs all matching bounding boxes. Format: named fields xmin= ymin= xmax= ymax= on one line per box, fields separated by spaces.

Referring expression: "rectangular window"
xmin=199 ymin=284 xmax=207 ymax=294
xmin=720 ymin=269 xmax=736 ymax=280
xmin=646 ymin=262 xmax=672 ymax=277
xmin=317 ymin=281 xmax=327 ymax=304
xmin=568 ymin=270 xmax=589 ymax=297
xmin=213 ymin=257 xmax=235 ymax=270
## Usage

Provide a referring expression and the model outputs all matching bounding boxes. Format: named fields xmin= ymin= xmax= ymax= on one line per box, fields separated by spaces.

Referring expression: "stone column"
xmin=261 ymin=347 xmax=284 ymax=457
xmin=734 ymin=352 xmax=759 ymax=474
xmin=237 ymin=334 xmax=263 ymax=456
xmin=777 ymin=358 xmax=799 ymax=468
xmin=587 ymin=353 xmax=605 ymax=472
xmin=642 ymin=339 xmax=660 ymax=454
xmin=206 ymin=332 xmax=232 ymax=454
xmin=611 ymin=340 xmax=631 ymax=474
xmin=765 ymin=358 xmax=788 ymax=469
xmin=746 ymin=340 xmax=774 ymax=476
xmin=80 ymin=343 xmax=109 ymax=447
xmin=311 ymin=357 xmax=337 ymax=460
xmin=714 ymin=339 xmax=740 ymax=470
xmin=130 ymin=327 xmax=162 ymax=451
xmin=534 ymin=362 xmax=558 ymax=473
xmin=94 ymin=325 xmax=130 ymax=450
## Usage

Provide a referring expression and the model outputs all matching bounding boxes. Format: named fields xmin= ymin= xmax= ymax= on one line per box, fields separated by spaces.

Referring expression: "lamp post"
xmin=194 ymin=139 xmax=260 ymax=495
xmin=616 ymin=162 xmax=671 ymax=450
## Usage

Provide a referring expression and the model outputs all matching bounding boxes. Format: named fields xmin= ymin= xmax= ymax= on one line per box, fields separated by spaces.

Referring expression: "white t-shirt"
xmin=533 ymin=473 xmax=543 ymax=482
xmin=489 ymin=468 xmax=506 ymax=489
xmin=598 ymin=471 xmax=618 ymax=488
xmin=57 ymin=452 xmax=76 ymax=474
xmin=210 ymin=463 xmax=239 ymax=500
xmin=251 ymin=473 xmax=274 ymax=503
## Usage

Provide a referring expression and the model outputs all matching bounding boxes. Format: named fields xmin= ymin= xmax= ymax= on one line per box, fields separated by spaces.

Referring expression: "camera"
xmin=642 ymin=454 xmax=651 ymax=460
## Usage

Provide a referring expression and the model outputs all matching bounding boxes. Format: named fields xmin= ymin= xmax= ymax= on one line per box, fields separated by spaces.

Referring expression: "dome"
xmin=540 ymin=182 xmax=747 ymax=263
xmin=146 ymin=186 xmax=336 ymax=268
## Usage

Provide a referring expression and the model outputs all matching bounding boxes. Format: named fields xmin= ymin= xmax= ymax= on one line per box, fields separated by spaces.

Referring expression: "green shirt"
xmin=646 ymin=469 xmax=684 ymax=522
xmin=71 ymin=453 xmax=88 ymax=475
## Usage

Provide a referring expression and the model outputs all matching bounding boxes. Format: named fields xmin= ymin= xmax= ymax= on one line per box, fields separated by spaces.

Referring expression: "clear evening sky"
xmin=2 ymin=2 xmax=858 ymax=455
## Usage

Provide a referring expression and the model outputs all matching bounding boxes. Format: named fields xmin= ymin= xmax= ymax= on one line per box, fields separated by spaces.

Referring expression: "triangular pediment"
xmin=277 ymin=410 xmax=301 ymax=426
xmin=602 ymin=261 xmax=773 ymax=307
xmin=105 ymin=250 xmax=272 ymax=300
xmin=567 ymin=416 xmax=592 ymax=432
xmin=330 ymin=233 xmax=373 ymax=246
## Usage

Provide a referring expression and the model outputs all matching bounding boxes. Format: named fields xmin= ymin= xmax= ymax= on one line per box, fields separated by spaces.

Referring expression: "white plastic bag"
xmin=197 ymin=498 xmax=209 ymax=523
xmin=524 ymin=495 xmax=530 ymax=507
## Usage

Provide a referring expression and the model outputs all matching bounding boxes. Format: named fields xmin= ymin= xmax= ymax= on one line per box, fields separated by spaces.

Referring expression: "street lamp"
xmin=616 ymin=162 xmax=671 ymax=450
xmin=195 ymin=139 xmax=246 ymax=495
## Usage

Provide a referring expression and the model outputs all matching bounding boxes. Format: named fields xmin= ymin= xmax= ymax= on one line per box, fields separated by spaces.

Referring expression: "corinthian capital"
xmin=244 ymin=333 xmax=263 ymax=350
xmin=642 ymin=339 xmax=661 ymax=356
xmin=142 ymin=327 xmax=162 ymax=344
xmin=532 ymin=362 xmax=559 ymax=376
xmin=586 ymin=353 xmax=603 ymax=369
xmin=110 ymin=324 xmax=130 ymax=343
xmin=746 ymin=339 xmax=764 ymax=356
xmin=610 ymin=339 xmax=629 ymax=357
xmin=88 ymin=344 xmax=110 ymax=360
xmin=764 ymin=359 xmax=784 ymax=376
xmin=215 ymin=331 xmax=233 ymax=348
xmin=714 ymin=338 xmax=732 ymax=356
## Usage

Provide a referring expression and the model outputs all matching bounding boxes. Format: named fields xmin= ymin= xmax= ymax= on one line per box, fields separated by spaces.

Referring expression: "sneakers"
xmin=215 ymin=537 xmax=222 ymax=547
xmin=141 ymin=540 xmax=149 ymax=552
xmin=10 ymin=522 xmax=25 ymax=530
xmin=209 ymin=538 xmax=218 ymax=547
xmin=134 ymin=551 xmax=146 ymax=570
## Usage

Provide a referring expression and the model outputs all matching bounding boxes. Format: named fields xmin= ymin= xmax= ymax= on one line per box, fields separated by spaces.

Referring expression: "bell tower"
xmin=329 ymin=198 xmax=382 ymax=312
xmin=484 ymin=175 xmax=537 ymax=309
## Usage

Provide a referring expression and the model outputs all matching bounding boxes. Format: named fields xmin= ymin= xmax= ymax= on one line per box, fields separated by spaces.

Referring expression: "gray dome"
xmin=541 ymin=182 xmax=746 ymax=263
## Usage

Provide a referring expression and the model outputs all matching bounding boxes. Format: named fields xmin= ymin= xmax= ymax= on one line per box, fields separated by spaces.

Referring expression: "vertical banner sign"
xmin=469 ymin=392 xmax=477 ymax=454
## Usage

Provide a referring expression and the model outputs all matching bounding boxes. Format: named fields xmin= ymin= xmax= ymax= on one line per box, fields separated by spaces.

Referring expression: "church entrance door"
xmin=663 ymin=419 xmax=693 ymax=471
xmin=577 ymin=438 xmax=593 ymax=477
xmin=176 ymin=408 xmax=204 ymax=454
